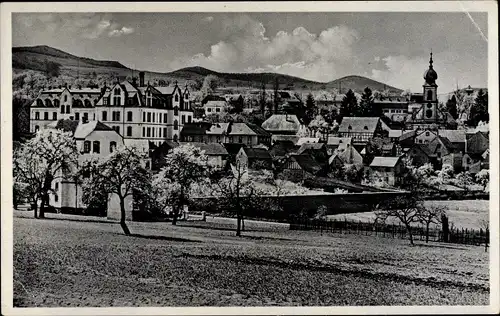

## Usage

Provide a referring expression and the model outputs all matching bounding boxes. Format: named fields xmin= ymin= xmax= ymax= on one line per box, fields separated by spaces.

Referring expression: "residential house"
xmin=262 ymin=114 xmax=310 ymax=139
xmin=224 ymin=143 xmax=248 ymax=164
xmin=182 ymin=142 xmax=229 ymax=170
xmin=31 ymin=72 xmax=194 ymax=150
xmin=337 ymin=117 xmax=385 ymax=146
xmin=236 ymin=147 xmax=273 ymax=170
xmin=181 ymin=122 xmax=271 ymax=146
xmin=367 ymin=156 xmax=404 ymax=186
xmin=326 ymin=136 xmax=352 ymax=155
xmin=377 ymin=97 xmax=409 ymax=122
xmin=269 ymin=140 xmax=297 ymax=162
xmin=329 ymin=143 xmax=364 ymax=171
xmin=204 ymin=100 xmax=228 ymax=116
xmin=405 ymin=143 xmax=433 ymax=167
xmin=295 ymin=143 xmax=329 ymax=164
xmin=45 ymin=119 xmax=124 ymax=212
xmin=281 ymin=153 xmax=327 ymax=182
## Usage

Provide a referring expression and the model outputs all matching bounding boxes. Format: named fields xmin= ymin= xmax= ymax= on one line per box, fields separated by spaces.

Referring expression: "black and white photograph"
xmin=1 ymin=1 xmax=498 ymax=315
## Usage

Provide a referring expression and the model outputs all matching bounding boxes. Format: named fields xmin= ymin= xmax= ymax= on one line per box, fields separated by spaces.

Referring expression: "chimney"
xmin=139 ymin=71 xmax=145 ymax=87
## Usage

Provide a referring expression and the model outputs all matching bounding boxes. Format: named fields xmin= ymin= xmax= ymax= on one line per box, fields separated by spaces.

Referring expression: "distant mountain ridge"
xmin=12 ymin=45 xmax=403 ymax=93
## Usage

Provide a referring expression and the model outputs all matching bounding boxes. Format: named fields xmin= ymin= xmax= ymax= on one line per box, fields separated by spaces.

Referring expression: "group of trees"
xmin=14 ymin=130 xmax=312 ymax=237
xmin=446 ymin=88 xmax=489 ymax=127
xmin=339 ymin=87 xmax=382 ymax=122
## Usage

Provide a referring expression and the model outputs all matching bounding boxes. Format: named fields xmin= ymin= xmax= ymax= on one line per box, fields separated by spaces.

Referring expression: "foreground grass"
xmin=13 ymin=212 xmax=489 ymax=307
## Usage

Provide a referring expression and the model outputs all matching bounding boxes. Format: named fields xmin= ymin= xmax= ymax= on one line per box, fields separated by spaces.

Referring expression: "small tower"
xmin=422 ymin=51 xmax=439 ymax=122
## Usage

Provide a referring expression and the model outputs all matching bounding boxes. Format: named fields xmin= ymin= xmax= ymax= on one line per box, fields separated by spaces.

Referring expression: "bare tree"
xmin=375 ymin=196 xmax=422 ymax=245
xmin=417 ymin=205 xmax=447 ymax=243
xmin=80 ymin=146 xmax=150 ymax=235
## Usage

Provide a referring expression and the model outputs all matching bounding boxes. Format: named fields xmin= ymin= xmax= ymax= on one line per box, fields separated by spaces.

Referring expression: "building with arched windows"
xmin=29 ymin=73 xmax=193 ymax=151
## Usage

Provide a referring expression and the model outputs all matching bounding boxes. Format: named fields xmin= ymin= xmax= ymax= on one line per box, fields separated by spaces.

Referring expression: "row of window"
xmin=384 ymin=109 xmax=405 ymax=114
xmin=206 ymin=107 xmax=222 ymax=113
xmin=34 ymin=111 xmax=57 ymax=121
xmin=82 ymin=140 xmax=118 ymax=154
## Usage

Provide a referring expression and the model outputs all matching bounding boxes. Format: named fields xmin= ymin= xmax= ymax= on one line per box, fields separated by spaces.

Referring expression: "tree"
xmin=13 ymin=129 xmax=79 ymax=218
xmin=437 ymin=164 xmax=454 ymax=182
xmin=446 ymin=95 xmax=458 ymax=120
xmin=154 ymin=144 xmax=213 ymax=225
xmin=417 ymin=205 xmax=446 ymax=243
xmin=339 ymin=89 xmax=358 ymax=120
xmin=303 ymin=93 xmax=317 ymax=126
xmin=213 ymin=162 xmax=267 ymax=236
xmin=469 ymin=89 xmax=489 ymax=126
xmin=456 ymin=171 xmax=473 ymax=191
xmin=358 ymin=87 xmax=376 ymax=116
xmin=475 ymin=169 xmax=489 ymax=191
xmin=44 ymin=60 xmax=61 ymax=78
xmin=201 ymin=75 xmax=219 ymax=97
xmin=80 ymin=146 xmax=150 ymax=235
xmin=375 ymin=196 xmax=423 ymax=245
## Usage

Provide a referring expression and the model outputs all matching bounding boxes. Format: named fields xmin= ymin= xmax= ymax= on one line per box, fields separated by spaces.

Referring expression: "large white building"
xmin=30 ymin=72 xmax=194 ymax=150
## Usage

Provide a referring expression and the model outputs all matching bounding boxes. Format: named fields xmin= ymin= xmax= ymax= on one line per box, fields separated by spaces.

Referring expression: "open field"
xmin=328 ymin=200 xmax=489 ymax=230
xmin=13 ymin=211 xmax=489 ymax=307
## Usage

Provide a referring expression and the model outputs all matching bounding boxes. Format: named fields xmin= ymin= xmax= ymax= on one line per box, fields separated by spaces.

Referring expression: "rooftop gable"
xmin=338 ymin=117 xmax=379 ymax=134
xmin=369 ymin=156 xmax=402 ymax=168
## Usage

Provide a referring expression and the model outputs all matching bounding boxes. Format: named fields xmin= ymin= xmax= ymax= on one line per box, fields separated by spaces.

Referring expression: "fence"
xmin=289 ymin=218 xmax=489 ymax=247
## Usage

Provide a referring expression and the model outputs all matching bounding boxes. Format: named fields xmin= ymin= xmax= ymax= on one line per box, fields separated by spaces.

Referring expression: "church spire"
xmin=429 ymin=50 xmax=433 ymax=68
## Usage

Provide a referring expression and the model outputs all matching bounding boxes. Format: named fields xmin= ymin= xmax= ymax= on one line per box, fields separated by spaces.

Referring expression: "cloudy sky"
xmin=13 ymin=12 xmax=488 ymax=93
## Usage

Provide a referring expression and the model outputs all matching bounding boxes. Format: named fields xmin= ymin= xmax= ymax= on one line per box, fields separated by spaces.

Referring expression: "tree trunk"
xmin=172 ymin=205 xmax=179 ymax=225
xmin=425 ymin=223 xmax=430 ymax=243
xmin=39 ymin=194 xmax=46 ymax=218
xmin=405 ymin=223 xmax=414 ymax=245
xmin=120 ymin=198 xmax=131 ymax=235
xmin=236 ymin=212 xmax=241 ymax=237
xmin=32 ymin=198 xmax=38 ymax=218
xmin=241 ymin=216 xmax=245 ymax=231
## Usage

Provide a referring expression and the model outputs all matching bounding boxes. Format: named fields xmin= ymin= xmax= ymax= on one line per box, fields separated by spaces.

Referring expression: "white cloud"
xmin=108 ymin=26 xmax=135 ymax=37
xmin=169 ymin=15 xmax=359 ymax=82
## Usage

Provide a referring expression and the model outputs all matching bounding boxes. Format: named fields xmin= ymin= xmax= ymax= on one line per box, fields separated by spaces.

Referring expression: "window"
xmin=60 ymin=105 xmax=65 ymax=114
xmin=112 ymin=111 xmax=121 ymax=121
xmin=427 ymin=90 xmax=432 ymax=100
xmin=229 ymin=136 xmax=233 ymax=143
xmin=75 ymin=112 xmax=80 ymax=120
xmin=239 ymin=136 xmax=243 ymax=143
xmin=163 ymin=128 xmax=167 ymax=138
xmin=142 ymin=127 xmax=145 ymax=137
xmin=83 ymin=113 xmax=88 ymax=121
xmin=175 ymin=94 xmax=179 ymax=102
xmin=467 ymin=158 xmax=471 ymax=164
xmin=84 ymin=99 xmax=92 ymax=107
xmin=93 ymin=113 xmax=96 ymax=120
xmin=147 ymin=112 xmax=151 ymax=122
xmin=66 ymin=105 xmax=70 ymax=114
xmin=44 ymin=112 xmax=49 ymax=120
xmin=147 ymin=127 xmax=151 ymax=137
xmin=64 ymin=95 xmax=68 ymax=102
xmin=142 ymin=112 xmax=146 ymax=122
xmin=158 ymin=128 xmax=162 ymax=138
xmin=54 ymin=99 xmax=60 ymax=107
xmin=113 ymin=96 xmax=121 ymax=106
xmin=188 ymin=116 xmax=192 ymax=123
xmin=158 ymin=113 xmax=162 ymax=123
xmin=54 ymin=194 xmax=58 ymax=202
xmin=363 ymin=126 xmax=368 ymax=130
xmin=110 ymin=141 xmax=117 ymax=153
xmin=152 ymin=113 xmax=155 ymax=123
xmin=173 ymin=134 xmax=178 ymax=142
xmin=127 ymin=126 xmax=132 ymax=137
xmin=217 ymin=136 xmax=220 ymax=142
xmin=127 ymin=111 xmax=133 ymax=122
xmin=92 ymin=141 xmax=100 ymax=154
xmin=207 ymin=108 xmax=212 ymax=112
xmin=102 ymin=111 xmax=108 ymax=121
xmin=147 ymin=98 xmax=151 ymax=107
xmin=174 ymin=107 xmax=179 ymax=116
xmin=114 ymin=88 xmax=120 ymax=95
xmin=163 ymin=113 xmax=168 ymax=123
xmin=145 ymin=161 xmax=150 ymax=169
xmin=83 ymin=141 xmax=91 ymax=153
xmin=182 ymin=115 xmax=185 ymax=124
xmin=34 ymin=125 xmax=40 ymax=132
xmin=425 ymin=131 xmax=430 ymax=136
xmin=52 ymin=112 xmax=57 ymax=120
xmin=174 ymin=120 xmax=178 ymax=130
xmin=103 ymin=98 xmax=108 ymax=105
xmin=35 ymin=112 xmax=40 ymax=120
xmin=152 ymin=128 xmax=155 ymax=138
xmin=216 ymin=108 xmax=220 ymax=113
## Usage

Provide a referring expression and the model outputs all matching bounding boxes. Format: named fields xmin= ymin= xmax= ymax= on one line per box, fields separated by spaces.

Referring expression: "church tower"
xmin=422 ymin=51 xmax=439 ymax=122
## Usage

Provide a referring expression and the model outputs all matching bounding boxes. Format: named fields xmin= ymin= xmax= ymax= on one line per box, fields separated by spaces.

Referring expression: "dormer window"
xmin=348 ymin=125 xmax=352 ymax=130
xmin=363 ymin=126 xmax=368 ymax=130
xmin=114 ymin=88 xmax=120 ymax=95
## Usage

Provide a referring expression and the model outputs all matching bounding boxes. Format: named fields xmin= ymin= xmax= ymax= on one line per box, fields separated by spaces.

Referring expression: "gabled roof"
xmin=205 ymin=100 xmax=227 ymax=107
xmin=182 ymin=142 xmax=228 ymax=156
xmin=437 ymin=129 xmax=466 ymax=143
xmin=155 ymin=86 xmax=178 ymax=95
xmin=228 ymin=123 xmax=259 ymax=136
xmin=290 ymin=154 xmax=323 ymax=174
xmin=262 ymin=114 xmax=302 ymax=133
xmin=327 ymin=136 xmax=352 ymax=146
xmin=180 ymin=123 xmax=210 ymax=136
xmin=296 ymin=143 xmax=326 ymax=155
xmin=369 ymin=156 xmax=402 ymax=168
xmin=73 ymin=121 xmax=114 ymax=139
xmin=271 ymin=135 xmax=300 ymax=144
xmin=246 ymin=123 xmax=271 ymax=137
xmin=337 ymin=144 xmax=363 ymax=165
xmin=338 ymin=117 xmax=379 ymax=134
xmin=242 ymin=147 xmax=272 ymax=160
xmin=296 ymin=137 xmax=320 ymax=146
xmin=466 ymin=131 xmax=489 ymax=155
xmin=410 ymin=143 xmax=433 ymax=157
